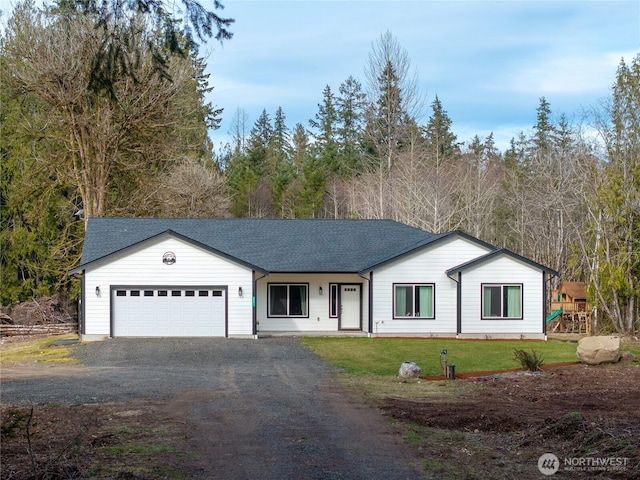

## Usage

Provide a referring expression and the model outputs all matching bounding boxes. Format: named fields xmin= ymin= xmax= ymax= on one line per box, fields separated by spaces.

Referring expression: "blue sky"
xmin=1 ymin=0 xmax=638 ymax=152
xmin=205 ymin=0 xmax=639 ymax=152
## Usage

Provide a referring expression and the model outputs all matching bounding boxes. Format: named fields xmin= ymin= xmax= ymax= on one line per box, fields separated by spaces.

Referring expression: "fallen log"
xmin=0 ymin=323 xmax=78 ymax=337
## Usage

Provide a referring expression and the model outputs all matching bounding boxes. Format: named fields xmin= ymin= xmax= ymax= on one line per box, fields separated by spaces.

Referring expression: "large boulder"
xmin=577 ymin=336 xmax=621 ymax=365
xmin=398 ymin=361 xmax=421 ymax=378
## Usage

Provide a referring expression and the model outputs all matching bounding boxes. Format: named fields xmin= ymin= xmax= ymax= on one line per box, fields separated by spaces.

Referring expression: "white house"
xmin=70 ymin=218 xmax=557 ymax=340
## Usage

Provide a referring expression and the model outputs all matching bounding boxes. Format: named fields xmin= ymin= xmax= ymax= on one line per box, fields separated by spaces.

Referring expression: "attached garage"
xmin=112 ymin=287 xmax=227 ymax=337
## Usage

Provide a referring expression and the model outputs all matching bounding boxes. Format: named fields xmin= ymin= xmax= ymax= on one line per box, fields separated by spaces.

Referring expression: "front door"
xmin=339 ymin=284 xmax=361 ymax=330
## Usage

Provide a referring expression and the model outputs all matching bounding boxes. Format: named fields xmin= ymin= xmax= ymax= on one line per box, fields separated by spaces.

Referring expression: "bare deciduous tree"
xmin=159 ymin=157 xmax=231 ymax=217
xmin=3 ymin=3 xmax=217 ymax=224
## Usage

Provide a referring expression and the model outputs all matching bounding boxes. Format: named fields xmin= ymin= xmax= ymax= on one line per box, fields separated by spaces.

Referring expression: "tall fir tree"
xmin=531 ymin=96 xmax=556 ymax=155
xmin=336 ymin=76 xmax=367 ymax=175
xmin=246 ymin=109 xmax=273 ymax=174
xmin=270 ymin=107 xmax=295 ymax=216
xmin=309 ymin=85 xmax=339 ymax=174
xmin=422 ymin=96 xmax=459 ymax=161
xmin=226 ymin=109 xmax=270 ymax=217
xmin=363 ymin=31 xmax=421 ymax=173
xmin=365 ymin=59 xmax=405 ymax=171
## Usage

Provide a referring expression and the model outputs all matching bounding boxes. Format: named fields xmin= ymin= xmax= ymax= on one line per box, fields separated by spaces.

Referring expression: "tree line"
xmin=1 ymin=4 xmax=638 ymax=334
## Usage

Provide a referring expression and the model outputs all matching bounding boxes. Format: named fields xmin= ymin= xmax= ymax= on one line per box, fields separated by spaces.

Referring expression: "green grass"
xmin=301 ymin=337 xmax=583 ymax=376
xmin=623 ymin=343 xmax=640 ymax=357
xmin=0 ymin=334 xmax=80 ymax=365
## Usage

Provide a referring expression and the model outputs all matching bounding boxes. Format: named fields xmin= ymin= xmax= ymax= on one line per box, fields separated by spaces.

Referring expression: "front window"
xmin=482 ymin=284 xmax=522 ymax=319
xmin=268 ymin=284 xmax=308 ymax=317
xmin=394 ymin=284 xmax=434 ymax=319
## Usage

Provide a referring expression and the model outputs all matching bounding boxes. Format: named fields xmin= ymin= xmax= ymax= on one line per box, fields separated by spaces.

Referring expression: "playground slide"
xmin=546 ymin=309 xmax=563 ymax=323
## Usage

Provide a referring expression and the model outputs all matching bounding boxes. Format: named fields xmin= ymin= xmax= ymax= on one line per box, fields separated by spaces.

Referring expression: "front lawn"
xmin=301 ymin=337 xmax=581 ymax=376
xmin=0 ymin=334 xmax=79 ymax=365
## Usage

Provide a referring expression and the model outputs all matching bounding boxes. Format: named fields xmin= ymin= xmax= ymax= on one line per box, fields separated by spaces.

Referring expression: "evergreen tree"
xmin=0 ymin=68 xmax=83 ymax=304
xmin=365 ymin=59 xmax=405 ymax=171
xmin=246 ymin=109 xmax=273 ymax=174
xmin=271 ymin=107 xmax=291 ymax=161
xmin=270 ymin=107 xmax=294 ymax=216
xmin=363 ymin=31 xmax=421 ymax=173
xmin=227 ymin=109 xmax=272 ymax=216
xmin=309 ymin=85 xmax=339 ymax=173
xmin=422 ymin=96 xmax=459 ymax=161
xmin=291 ymin=123 xmax=310 ymax=176
xmin=297 ymin=156 xmax=327 ymax=218
xmin=336 ymin=76 xmax=367 ymax=175
xmin=51 ymin=0 xmax=234 ymax=99
xmin=532 ymin=96 xmax=556 ymax=155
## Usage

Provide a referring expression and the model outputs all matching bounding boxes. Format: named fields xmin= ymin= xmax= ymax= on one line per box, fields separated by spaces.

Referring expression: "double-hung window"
xmin=268 ymin=284 xmax=308 ymax=317
xmin=393 ymin=284 xmax=435 ymax=319
xmin=482 ymin=284 xmax=522 ymax=319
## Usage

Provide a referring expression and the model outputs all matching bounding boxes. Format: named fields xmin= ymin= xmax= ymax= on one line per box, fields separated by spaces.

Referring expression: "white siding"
xmin=83 ymin=234 xmax=254 ymax=336
xmin=459 ymin=255 xmax=544 ymax=334
xmin=256 ymin=273 xmax=369 ymax=332
xmin=371 ymin=237 xmax=491 ymax=335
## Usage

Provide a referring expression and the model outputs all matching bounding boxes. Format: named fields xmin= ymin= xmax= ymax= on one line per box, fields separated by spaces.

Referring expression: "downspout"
xmin=253 ymin=271 xmax=268 ymax=338
xmin=80 ymin=271 xmax=86 ymax=337
xmin=542 ymin=271 xmax=548 ymax=340
xmin=358 ymin=271 xmax=372 ymax=337
xmin=456 ymin=272 xmax=462 ymax=337
xmin=68 ymin=269 xmax=85 ymax=338
xmin=447 ymin=270 xmax=461 ymax=338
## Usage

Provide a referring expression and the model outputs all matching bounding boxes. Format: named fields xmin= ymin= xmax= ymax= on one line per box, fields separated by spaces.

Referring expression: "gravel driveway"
xmin=2 ymin=338 xmax=422 ymax=479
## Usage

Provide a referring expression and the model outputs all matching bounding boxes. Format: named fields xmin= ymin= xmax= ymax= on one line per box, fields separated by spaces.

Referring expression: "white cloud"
xmin=507 ymin=51 xmax=633 ymax=96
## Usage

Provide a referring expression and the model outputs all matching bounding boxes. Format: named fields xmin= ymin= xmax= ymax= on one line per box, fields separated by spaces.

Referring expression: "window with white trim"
xmin=268 ymin=284 xmax=308 ymax=317
xmin=393 ymin=284 xmax=434 ymax=319
xmin=482 ymin=284 xmax=522 ymax=319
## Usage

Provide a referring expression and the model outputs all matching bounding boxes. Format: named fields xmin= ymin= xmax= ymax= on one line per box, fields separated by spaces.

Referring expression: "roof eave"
xmin=359 ymin=230 xmax=496 ymax=274
xmin=446 ymin=249 xmax=559 ymax=277
xmin=68 ymin=229 xmax=268 ymax=276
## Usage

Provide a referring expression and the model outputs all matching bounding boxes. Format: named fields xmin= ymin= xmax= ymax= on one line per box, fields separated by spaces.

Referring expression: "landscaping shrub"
xmin=513 ymin=349 xmax=545 ymax=371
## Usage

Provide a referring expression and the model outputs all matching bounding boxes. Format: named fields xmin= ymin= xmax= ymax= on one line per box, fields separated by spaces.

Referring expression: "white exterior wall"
xmin=371 ymin=237 xmax=491 ymax=335
xmin=459 ymin=256 xmax=544 ymax=335
xmin=255 ymin=273 xmax=369 ymax=332
xmin=82 ymin=235 xmax=254 ymax=337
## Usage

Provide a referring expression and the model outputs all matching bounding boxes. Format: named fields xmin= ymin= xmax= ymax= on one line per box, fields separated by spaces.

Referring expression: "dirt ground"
xmin=381 ymin=362 xmax=640 ymax=479
xmin=1 ymin=339 xmax=639 ymax=479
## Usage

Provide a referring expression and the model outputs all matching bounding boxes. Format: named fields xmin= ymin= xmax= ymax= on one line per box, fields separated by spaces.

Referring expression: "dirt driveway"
xmin=1 ymin=338 xmax=422 ymax=479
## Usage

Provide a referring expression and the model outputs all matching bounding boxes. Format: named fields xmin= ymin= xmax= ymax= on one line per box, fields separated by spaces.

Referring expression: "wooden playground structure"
xmin=547 ymin=282 xmax=592 ymax=334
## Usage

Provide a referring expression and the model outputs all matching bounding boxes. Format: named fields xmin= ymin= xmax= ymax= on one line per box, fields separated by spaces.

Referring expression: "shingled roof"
xmin=75 ymin=218 xmax=435 ymax=273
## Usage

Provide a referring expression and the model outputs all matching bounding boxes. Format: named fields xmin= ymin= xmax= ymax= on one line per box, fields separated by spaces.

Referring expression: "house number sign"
xmin=162 ymin=252 xmax=176 ymax=265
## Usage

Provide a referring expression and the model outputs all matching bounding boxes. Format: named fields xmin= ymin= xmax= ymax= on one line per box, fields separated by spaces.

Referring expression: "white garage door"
xmin=112 ymin=287 xmax=226 ymax=337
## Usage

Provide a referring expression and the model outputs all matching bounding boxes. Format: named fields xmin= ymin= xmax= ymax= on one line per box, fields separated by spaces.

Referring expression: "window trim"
xmin=329 ymin=283 xmax=339 ymax=318
xmin=392 ymin=283 xmax=435 ymax=320
xmin=267 ymin=283 xmax=309 ymax=318
xmin=481 ymin=283 xmax=524 ymax=320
